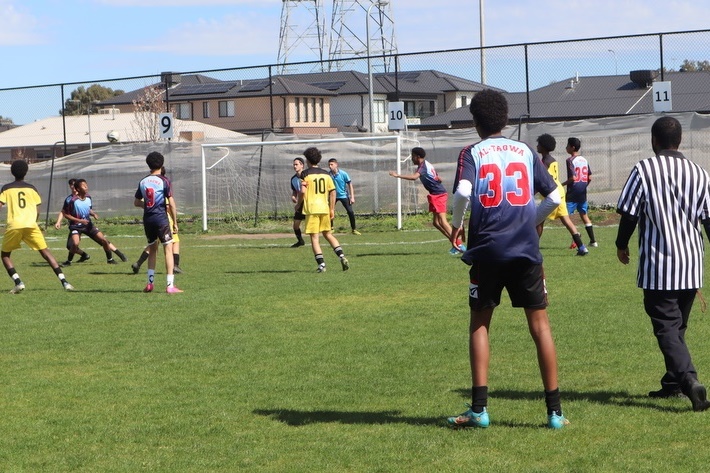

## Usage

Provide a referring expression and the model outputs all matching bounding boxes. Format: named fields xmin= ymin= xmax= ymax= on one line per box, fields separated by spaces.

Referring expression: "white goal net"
xmin=200 ymin=133 xmax=424 ymax=231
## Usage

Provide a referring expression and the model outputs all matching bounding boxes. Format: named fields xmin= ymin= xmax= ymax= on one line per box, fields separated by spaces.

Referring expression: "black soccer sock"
xmin=545 ymin=388 xmax=562 ymax=416
xmin=114 ymin=249 xmax=126 ymax=260
xmin=333 ymin=246 xmax=344 ymax=258
xmin=7 ymin=267 xmax=21 ymax=284
xmin=315 ymin=254 xmax=325 ymax=266
xmin=174 ymin=254 xmax=180 ymax=267
xmin=585 ymin=224 xmax=596 ymax=243
xmin=572 ymin=233 xmax=584 ymax=248
xmin=105 ymin=250 xmax=113 ymax=260
xmin=52 ymin=266 xmax=68 ymax=284
xmin=472 ymin=386 xmax=488 ymax=413
xmin=136 ymin=251 xmax=149 ymax=266
xmin=66 ymin=252 xmax=75 ymax=262
xmin=294 ymin=228 xmax=303 ymax=242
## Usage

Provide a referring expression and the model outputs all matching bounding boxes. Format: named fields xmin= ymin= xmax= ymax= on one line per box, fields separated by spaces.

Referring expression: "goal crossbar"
xmin=200 ymin=134 xmax=403 ymax=231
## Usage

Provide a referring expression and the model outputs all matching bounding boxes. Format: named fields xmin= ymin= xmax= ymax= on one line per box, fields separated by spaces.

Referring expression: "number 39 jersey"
xmin=301 ymin=167 xmax=335 ymax=215
xmin=454 ymin=136 xmax=556 ymax=264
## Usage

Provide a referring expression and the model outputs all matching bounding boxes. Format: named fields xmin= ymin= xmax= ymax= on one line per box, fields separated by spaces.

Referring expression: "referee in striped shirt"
xmin=616 ymin=116 xmax=710 ymax=411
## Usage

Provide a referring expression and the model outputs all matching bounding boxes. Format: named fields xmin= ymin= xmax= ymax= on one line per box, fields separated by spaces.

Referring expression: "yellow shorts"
xmin=305 ymin=214 xmax=331 ymax=234
xmin=2 ymin=227 xmax=48 ymax=252
xmin=547 ymin=194 xmax=569 ymax=220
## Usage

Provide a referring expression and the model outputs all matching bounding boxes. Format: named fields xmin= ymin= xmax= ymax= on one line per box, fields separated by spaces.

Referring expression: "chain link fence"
xmin=1 ymin=30 xmax=710 ymax=222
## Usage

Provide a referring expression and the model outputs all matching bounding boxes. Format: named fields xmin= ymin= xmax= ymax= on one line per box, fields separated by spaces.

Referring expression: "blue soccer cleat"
xmin=547 ymin=412 xmax=570 ymax=429
xmin=447 ymin=405 xmax=490 ymax=428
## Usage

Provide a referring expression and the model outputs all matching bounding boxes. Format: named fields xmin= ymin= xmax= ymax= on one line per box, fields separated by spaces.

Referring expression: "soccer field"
xmin=0 ymin=224 xmax=709 ymax=471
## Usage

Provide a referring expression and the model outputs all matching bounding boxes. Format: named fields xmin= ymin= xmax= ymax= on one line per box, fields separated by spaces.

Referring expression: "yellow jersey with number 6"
xmin=0 ymin=181 xmax=42 ymax=230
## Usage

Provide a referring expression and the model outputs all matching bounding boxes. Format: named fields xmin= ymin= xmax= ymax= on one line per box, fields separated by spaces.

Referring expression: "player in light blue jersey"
xmin=328 ymin=158 xmax=360 ymax=235
xmin=62 ymin=179 xmax=128 ymax=265
xmin=446 ymin=89 xmax=568 ymax=430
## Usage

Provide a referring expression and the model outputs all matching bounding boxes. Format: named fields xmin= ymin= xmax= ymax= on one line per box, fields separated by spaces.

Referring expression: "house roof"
xmin=99 ymin=69 xmax=489 ymax=106
xmin=0 ymin=111 xmax=247 ymax=148
xmin=419 ymin=70 xmax=710 ymax=128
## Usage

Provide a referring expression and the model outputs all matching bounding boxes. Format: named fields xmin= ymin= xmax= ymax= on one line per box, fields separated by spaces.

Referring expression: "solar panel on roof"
xmin=309 ymin=81 xmax=346 ymax=91
xmin=170 ymin=83 xmax=234 ymax=96
xmin=239 ymin=80 xmax=271 ymax=92
xmin=385 ymin=72 xmax=421 ymax=81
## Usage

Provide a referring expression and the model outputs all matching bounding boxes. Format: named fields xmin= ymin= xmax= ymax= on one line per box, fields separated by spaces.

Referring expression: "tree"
xmin=61 ymin=84 xmax=124 ymax=116
xmin=0 ymin=115 xmax=14 ymax=125
xmin=678 ymin=60 xmax=710 ymax=72
xmin=128 ymin=85 xmax=178 ymax=142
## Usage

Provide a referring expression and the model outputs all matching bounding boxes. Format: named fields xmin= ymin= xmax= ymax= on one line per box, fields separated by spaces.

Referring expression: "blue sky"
xmin=2 ymin=0 xmax=709 ymax=88
xmin=1 ymin=0 xmax=710 ymax=124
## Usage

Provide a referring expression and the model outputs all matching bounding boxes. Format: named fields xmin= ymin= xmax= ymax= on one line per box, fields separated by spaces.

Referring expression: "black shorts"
xmin=144 ymin=219 xmax=173 ymax=245
xmin=69 ymin=222 xmax=100 ymax=239
xmin=468 ymin=259 xmax=547 ymax=310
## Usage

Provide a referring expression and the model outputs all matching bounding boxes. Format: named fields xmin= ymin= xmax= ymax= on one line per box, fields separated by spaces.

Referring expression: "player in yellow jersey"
xmin=296 ymin=147 xmax=349 ymax=273
xmin=0 ymin=160 xmax=74 ymax=293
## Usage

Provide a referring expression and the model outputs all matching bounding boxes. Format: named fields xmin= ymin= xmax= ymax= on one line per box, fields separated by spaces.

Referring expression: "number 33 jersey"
xmin=454 ymin=136 xmax=556 ymax=264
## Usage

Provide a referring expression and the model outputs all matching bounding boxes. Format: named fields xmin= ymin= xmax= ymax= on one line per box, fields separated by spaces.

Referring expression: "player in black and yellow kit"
xmin=0 ymin=160 xmax=74 ymax=293
xmin=297 ymin=147 xmax=349 ymax=273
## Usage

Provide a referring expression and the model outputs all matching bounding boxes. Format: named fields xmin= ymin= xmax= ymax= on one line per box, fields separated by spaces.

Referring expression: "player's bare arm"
xmin=134 ymin=198 xmax=145 ymax=209
xmin=389 ymin=170 xmax=420 ymax=181
xmin=167 ymin=196 xmax=179 ymax=233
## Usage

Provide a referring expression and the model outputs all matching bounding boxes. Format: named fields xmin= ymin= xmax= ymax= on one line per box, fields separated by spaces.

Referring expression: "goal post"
xmin=200 ymin=134 xmax=411 ymax=232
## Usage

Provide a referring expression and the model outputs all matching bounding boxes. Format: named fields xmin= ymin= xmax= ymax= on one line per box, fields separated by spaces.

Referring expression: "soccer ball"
xmin=107 ymin=130 xmax=120 ymax=143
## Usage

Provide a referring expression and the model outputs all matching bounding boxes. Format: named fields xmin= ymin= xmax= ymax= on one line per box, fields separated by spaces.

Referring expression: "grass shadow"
xmin=452 ymin=387 xmax=688 ymax=413
xmin=253 ymin=408 xmax=439 ymax=427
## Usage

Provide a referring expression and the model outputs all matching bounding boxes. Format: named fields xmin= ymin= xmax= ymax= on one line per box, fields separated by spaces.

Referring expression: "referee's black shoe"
xmin=685 ymin=379 xmax=710 ymax=411
xmin=648 ymin=387 xmax=684 ymax=398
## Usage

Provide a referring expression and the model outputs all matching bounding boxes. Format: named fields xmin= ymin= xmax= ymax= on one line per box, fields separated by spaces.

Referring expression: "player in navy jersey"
xmin=562 ymin=137 xmax=597 ymax=247
xmin=290 ymin=157 xmax=306 ymax=247
xmin=134 ymin=151 xmax=182 ymax=293
xmin=446 ymin=89 xmax=568 ymax=429
xmin=536 ymin=134 xmax=588 ymax=256
xmin=389 ymin=147 xmax=464 ymax=253
xmin=61 ymin=179 xmax=128 ymax=265
xmin=54 ymin=178 xmax=90 ymax=266
xmin=616 ymin=116 xmax=710 ymax=411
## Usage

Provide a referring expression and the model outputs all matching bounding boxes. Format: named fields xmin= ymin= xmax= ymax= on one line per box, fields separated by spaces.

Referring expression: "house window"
xmin=203 ymin=102 xmax=210 ymax=118
xmin=303 ymin=97 xmax=309 ymax=122
xmin=219 ymin=101 xmax=235 ymax=117
xmin=295 ymin=98 xmax=301 ymax=122
xmin=175 ymin=103 xmax=191 ymax=120
xmin=311 ymin=98 xmax=317 ymax=122
xmin=374 ymin=100 xmax=386 ymax=123
xmin=404 ymin=101 xmax=416 ymax=117
xmin=319 ymin=99 xmax=324 ymax=122
xmin=461 ymin=96 xmax=468 ymax=107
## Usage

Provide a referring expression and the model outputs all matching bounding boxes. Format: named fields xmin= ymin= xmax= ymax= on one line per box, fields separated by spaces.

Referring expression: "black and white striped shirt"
xmin=617 ymin=150 xmax=710 ymax=290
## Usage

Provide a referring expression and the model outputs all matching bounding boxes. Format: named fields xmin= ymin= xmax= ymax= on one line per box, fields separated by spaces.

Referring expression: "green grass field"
xmin=1 ymin=218 xmax=709 ymax=472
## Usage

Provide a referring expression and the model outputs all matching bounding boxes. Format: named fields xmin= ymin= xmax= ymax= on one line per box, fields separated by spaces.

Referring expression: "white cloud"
xmin=95 ymin=0 xmax=275 ymax=5
xmin=128 ymin=13 xmax=278 ymax=56
xmin=0 ymin=2 xmax=45 ymax=45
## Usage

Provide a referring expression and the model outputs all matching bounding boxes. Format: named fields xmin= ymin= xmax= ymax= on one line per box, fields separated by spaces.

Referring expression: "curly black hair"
xmin=303 ymin=147 xmax=322 ymax=165
xmin=469 ymin=89 xmax=508 ymax=135
xmin=537 ymin=133 xmax=556 ymax=152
